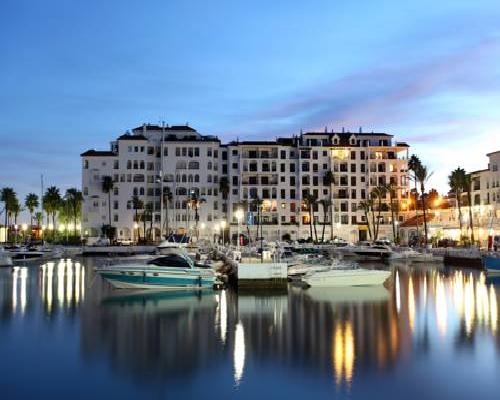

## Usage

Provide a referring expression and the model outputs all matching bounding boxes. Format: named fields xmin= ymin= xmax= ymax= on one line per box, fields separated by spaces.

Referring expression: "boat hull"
xmin=303 ymin=269 xmax=391 ymax=287
xmin=98 ymin=266 xmax=216 ymax=290
xmin=483 ymin=256 xmax=500 ymax=274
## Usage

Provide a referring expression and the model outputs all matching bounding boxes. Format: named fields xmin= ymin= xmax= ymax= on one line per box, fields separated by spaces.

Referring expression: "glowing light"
xmin=220 ymin=291 xmax=227 ymax=344
xmin=48 ymin=223 xmax=54 ymax=230
xmin=220 ymin=220 xmax=226 ymax=229
xmin=490 ymin=285 xmax=498 ymax=334
xmin=464 ymin=274 xmax=475 ymax=336
xmin=200 ymin=222 xmax=206 ymax=230
xmin=59 ymin=224 xmax=65 ymax=232
xmin=235 ymin=209 xmax=244 ymax=222
xmin=19 ymin=268 xmax=27 ymax=313
xmin=12 ymin=267 xmax=18 ymax=312
xmin=57 ymin=261 xmax=65 ymax=305
xmin=332 ymin=320 xmax=355 ymax=387
xmin=233 ymin=322 xmax=245 ymax=386
xmin=133 ymin=222 xmax=139 ymax=229
xmin=21 ymin=223 xmax=28 ymax=231
xmin=408 ymin=276 xmax=415 ymax=333
xmin=395 ymin=270 xmax=401 ymax=314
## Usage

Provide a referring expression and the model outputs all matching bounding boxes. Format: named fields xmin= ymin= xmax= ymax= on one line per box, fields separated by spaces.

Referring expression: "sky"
xmin=1 ymin=0 xmax=500 ymax=219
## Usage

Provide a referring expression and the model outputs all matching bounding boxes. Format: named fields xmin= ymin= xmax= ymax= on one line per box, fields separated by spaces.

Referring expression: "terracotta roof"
xmin=80 ymin=150 xmax=116 ymax=157
xmin=400 ymin=213 xmax=435 ymax=228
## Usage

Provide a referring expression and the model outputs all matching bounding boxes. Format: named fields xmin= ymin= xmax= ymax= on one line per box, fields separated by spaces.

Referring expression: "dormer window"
xmin=349 ymin=135 xmax=356 ymax=145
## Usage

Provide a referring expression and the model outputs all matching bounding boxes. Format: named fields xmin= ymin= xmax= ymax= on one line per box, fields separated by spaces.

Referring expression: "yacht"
xmin=302 ymin=266 xmax=391 ymax=287
xmin=0 ymin=248 xmax=13 ymax=267
xmin=339 ymin=242 xmax=393 ymax=260
xmin=157 ymin=240 xmax=188 ymax=255
xmin=96 ymin=253 xmax=217 ymax=290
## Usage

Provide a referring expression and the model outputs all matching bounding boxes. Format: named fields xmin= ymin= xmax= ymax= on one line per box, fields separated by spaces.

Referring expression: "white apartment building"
xmin=81 ymin=124 xmax=410 ymax=243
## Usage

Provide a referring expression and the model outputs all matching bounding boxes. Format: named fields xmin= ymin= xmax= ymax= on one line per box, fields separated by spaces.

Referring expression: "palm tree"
xmin=35 ymin=212 xmax=43 ymax=228
xmin=43 ymin=186 xmax=61 ymax=240
xmin=131 ymin=195 xmax=144 ymax=242
xmin=12 ymin=198 xmax=22 ymax=242
xmin=448 ymin=167 xmax=466 ymax=237
xmin=323 ymin=171 xmax=335 ymax=240
xmin=163 ymin=187 xmax=173 ymax=238
xmin=463 ymin=173 xmax=475 ymax=243
xmin=359 ymin=199 xmax=373 ymax=240
xmin=408 ymin=155 xmax=422 ymax=237
xmin=1 ymin=187 xmax=16 ymax=242
xmin=145 ymin=202 xmax=154 ymax=241
xmin=188 ymin=191 xmax=206 ymax=240
xmin=415 ymin=164 xmax=433 ymax=245
xmin=25 ymin=193 xmax=39 ymax=228
xmin=371 ymin=185 xmax=387 ymax=240
xmin=318 ymin=198 xmax=332 ymax=242
xmin=65 ymin=188 xmax=83 ymax=236
xmin=303 ymin=192 xmax=317 ymax=242
xmin=102 ymin=176 xmax=114 ymax=239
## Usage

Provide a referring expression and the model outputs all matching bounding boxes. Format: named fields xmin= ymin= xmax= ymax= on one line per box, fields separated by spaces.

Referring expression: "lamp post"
xmin=220 ymin=220 xmax=226 ymax=246
xmin=235 ymin=209 xmax=244 ymax=251
xmin=133 ymin=222 xmax=139 ymax=245
xmin=213 ymin=223 xmax=220 ymax=245
xmin=21 ymin=224 xmax=27 ymax=243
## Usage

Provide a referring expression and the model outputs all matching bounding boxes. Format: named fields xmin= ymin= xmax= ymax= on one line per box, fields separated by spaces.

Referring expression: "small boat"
xmin=303 ymin=267 xmax=391 ymax=287
xmin=96 ymin=253 xmax=216 ymax=290
xmin=6 ymin=245 xmax=62 ymax=262
xmin=0 ymin=248 xmax=13 ymax=267
xmin=483 ymin=254 xmax=500 ymax=274
xmin=156 ymin=240 xmax=187 ymax=255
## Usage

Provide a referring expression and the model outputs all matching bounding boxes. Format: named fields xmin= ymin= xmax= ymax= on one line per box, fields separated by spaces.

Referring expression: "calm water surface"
xmin=1 ymin=258 xmax=500 ymax=399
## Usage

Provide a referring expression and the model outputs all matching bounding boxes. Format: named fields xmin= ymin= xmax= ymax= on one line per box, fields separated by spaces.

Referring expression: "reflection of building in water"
xmin=393 ymin=268 xmax=499 ymax=350
xmin=80 ymin=290 xmax=228 ymax=383
xmin=40 ymin=259 xmax=85 ymax=314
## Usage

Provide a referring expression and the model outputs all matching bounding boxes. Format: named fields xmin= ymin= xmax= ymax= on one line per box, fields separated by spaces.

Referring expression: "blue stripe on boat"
xmin=100 ymin=272 xmax=214 ymax=287
xmin=483 ymin=256 xmax=500 ymax=273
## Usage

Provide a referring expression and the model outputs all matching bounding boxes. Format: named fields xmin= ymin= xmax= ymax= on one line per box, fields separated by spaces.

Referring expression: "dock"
xmin=81 ymin=245 xmax=157 ymax=257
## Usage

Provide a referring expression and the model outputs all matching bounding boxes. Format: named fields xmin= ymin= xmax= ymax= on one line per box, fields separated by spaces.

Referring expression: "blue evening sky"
xmin=1 ymin=0 xmax=500 ymax=215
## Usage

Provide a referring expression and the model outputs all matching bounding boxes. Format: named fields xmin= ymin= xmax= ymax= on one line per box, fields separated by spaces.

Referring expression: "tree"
xmin=163 ymin=187 xmax=173 ymax=238
xmin=323 ymin=171 xmax=335 ymax=240
xmin=318 ymin=198 xmax=332 ymax=242
xmin=448 ymin=167 xmax=466 ymax=237
xmin=65 ymin=188 xmax=83 ymax=236
xmin=303 ymin=192 xmax=317 ymax=242
xmin=463 ymin=173 xmax=475 ymax=243
xmin=131 ymin=195 xmax=144 ymax=242
xmin=370 ymin=185 xmax=387 ymax=240
xmin=25 ymin=193 xmax=39 ymax=228
xmin=415 ymin=163 xmax=433 ymax=245
xmin=1 ymin=187 xmax=16 ymax=242
xmin=43 ymin=186 xmax=61 ymax=240
xmin=145 ymin=202 xmax=154 ymax=241
xmin=359 ymin=200 xmax=373 ymax=240
xmin=189 ymin=191 xmax=206 ymax=240
xmin=408 ymin=155 xmax=422 ymax=237
xmin=102 ymin=176 xmax=114 ymax=240
xmin=35 ymin=212 xmax=43 ymax=228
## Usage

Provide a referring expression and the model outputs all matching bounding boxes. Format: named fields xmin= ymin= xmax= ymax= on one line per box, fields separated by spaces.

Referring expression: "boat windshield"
xmin=147 ymin=254 xmax=195 ymax=269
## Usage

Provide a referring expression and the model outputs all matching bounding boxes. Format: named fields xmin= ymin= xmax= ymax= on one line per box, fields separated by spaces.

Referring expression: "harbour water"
xmin=1 ymin=258 xmax=500 ymax=399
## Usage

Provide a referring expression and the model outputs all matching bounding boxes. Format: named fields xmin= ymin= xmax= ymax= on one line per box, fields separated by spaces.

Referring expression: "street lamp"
xmin=213 ymin=223 xmax=220 ymax=244
xmin=133 ymin=222 xmax=139 ymax=244
xmin=235 ymin=208 xmax=244 ymax=250
xmin=220 ymin=220 xmax=226 ymax=245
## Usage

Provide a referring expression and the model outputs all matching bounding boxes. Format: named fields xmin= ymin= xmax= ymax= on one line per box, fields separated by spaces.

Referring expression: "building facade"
xmin=81 ymin=124 xmax=410 ymax=243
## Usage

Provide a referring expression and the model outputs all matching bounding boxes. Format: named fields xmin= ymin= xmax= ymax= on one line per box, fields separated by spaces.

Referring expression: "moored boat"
xmin=483 ymin=254 xmax=500 ymax=274
xmin=0 ymin=248 xmax=13 ymax=267
xmin=303 ymin=267 xmax=391 ymax=287
xmin=96 ymin=253 xmax=216 ymax=290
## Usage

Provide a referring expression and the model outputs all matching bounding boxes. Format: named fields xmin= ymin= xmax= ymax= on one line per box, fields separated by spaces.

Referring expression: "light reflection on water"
xmin=1 ymin=259 xmax=500 ymax=399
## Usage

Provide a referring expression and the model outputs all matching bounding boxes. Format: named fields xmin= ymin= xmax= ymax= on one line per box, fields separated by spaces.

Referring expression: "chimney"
xmin=359 ymin=126 xmax=362 ymax=134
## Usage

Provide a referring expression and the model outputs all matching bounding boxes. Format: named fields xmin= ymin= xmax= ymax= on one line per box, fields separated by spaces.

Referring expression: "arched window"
xmin=176 ymin=174 xmax=180 ymax=182
xmin=188 ymin=174 xmax=193 ymax=183
xmin=176 ymin=187 xmax=187 ymax=196
xmin=194 ymin=174 xmax=199 ymax=183
xmin=133 ymin=160 xmax=138 ymax=169
xmin=140 ymin=161 xmax=145 ymax=169
xmin=127 ymin=160 xmax=131 ymax=169
xmin=207 ymin=161 xmax=212 ymax=170
xmin=133 ymin=187 xmax=138 ymax=196
xmin=182 ymin=174 xmax=187 ymax=183
xmin=139 ymin=187 xmax=145 ymax=195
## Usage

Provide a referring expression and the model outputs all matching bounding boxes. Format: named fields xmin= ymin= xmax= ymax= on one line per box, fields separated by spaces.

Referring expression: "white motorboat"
xmin=302 ymin=267 xmax=391 ymax=287
xmin=96 ymin=253 xmax=216 ymax=290
xmin=306 ymin=285 xmax=389 ymax=304
xmin=157 ymin=240 xmax=188 ymax=255
xmin=6 ymin=245 xmax=62 ymax=262
xmin=0 ymin=248 xmax=13 ymax=267
xmin=390 ymin=248 xmax=443 ymax=263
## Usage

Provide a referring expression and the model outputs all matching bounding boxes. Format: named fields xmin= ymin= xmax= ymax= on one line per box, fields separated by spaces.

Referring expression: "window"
xmin=281 ymin=189 xmax=286 ymax=199
xmin=83 ymin=187 xmax=88 ymax=195
xmin=113 ymin=160 xmax=119 ymax=169
xmin=84 ymin=160 xmax=89 ymax=169
xmin=188 ymin=161 xmax=199 ymax=169
xmin=280 ymin=150 xmax=286 ymax=159
xmin=207 ymin=148 xmax=212 ymax=157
